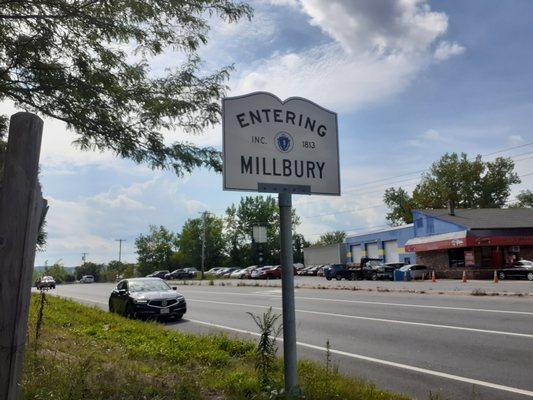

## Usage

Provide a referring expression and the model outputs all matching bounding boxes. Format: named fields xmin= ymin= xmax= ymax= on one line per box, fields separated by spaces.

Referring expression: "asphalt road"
xmin=51 ymin=283 xmax=533 ymax=400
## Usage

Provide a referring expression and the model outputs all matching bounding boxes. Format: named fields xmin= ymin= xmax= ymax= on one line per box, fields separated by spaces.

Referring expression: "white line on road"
xmin=189 ymin=299 xmax=533 ymax=338
xmin=187 ymin=318 xmax=533 ymax=398
xmin=181 ymin=289 xmax=533 ymax=316
xmin=54 ymin=293 xmax=533 ymax=397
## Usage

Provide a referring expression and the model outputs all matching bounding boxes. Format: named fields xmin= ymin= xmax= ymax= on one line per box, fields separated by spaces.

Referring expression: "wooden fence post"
xmin=0 ymin=112 xmax=47 ymax=400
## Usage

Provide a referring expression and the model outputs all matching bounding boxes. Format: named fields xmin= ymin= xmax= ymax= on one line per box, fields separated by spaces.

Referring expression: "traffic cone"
xmin=493 ymin=270 xmax=499 ymax=284
xmin=462 ymin=270 xmax=467 ymax=283
xmin=431 ymin=270 xmax=437 ymax=283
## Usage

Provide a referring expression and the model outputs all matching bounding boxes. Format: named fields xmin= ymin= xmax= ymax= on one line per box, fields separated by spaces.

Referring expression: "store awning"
xmin=405 ymin=230 xmax=533 ymax=252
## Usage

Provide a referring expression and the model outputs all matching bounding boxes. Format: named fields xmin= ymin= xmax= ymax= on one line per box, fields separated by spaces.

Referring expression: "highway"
xmin=52 ymin=283 xmax=533 ymax=400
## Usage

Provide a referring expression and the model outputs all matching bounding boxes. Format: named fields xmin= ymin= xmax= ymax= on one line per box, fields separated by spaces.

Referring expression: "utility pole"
xmin=81 ymin=252 xmax=88 ymax=264
xmin=115 ymin=239 xmax=125 ymax=262
xmin=199 ymin=211 xmax=210 ymax=280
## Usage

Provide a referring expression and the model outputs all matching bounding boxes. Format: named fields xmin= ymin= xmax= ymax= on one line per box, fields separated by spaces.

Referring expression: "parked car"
xmin=298 ymin=266 xmax=315 ymax=276
xmin=230 ymin=266 xmax=257 ymax=279
xmin=251 ymin=266 xmax=281 ymax=279
xmin=306 ymin=265 xmax=321 ymax=276
xmin=146 ymin=270 xmax=169 ymax=279
xmin=184 ymin=267 xmax=199 ymax=277
xmin=35 ymin=276 xmax=56 ymax=290
xmin=108 ymin=278 xmax=186 ymax=320
xmin=205 ymin=267 xmax=222 ymax=276
xmin=399 ymin=264 xmax=432 ymax=280
xmin=324 ymin=264 xmax=357 ymax=281
xmin=317 ymin=265 xmax=326 ymax=277
xmin=361 ymin=259 xmax=397 ymax=281
xmin=497 ymin=260 xmax=533 ymax=281
xmin=214 ymin=267 xmax=237 ymax=277
xmin=386 ymin=262 xmax=406 ymax=270
xmin=79 ymin=275 xmax=95 ymax=283
xmin=165 ymin=269 xmax=194 ymax=280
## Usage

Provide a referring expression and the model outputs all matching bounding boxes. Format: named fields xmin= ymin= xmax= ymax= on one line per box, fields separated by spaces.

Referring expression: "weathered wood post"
xmin=0 ymin=112 xmax=47 ymax=400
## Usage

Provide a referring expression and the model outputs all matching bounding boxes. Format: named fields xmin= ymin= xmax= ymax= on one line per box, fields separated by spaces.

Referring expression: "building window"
xmin=415 ymin=218 xmax=423 ymax=228
xmin=448 ymin=248 xmax=465 ymax=268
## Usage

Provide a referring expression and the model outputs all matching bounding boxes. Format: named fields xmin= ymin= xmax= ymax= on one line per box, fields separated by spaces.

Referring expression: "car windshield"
xmin=399 ymin=265 xmax=411 ymax=271
xmin=128 ymin=280 xmax=171 ymax=292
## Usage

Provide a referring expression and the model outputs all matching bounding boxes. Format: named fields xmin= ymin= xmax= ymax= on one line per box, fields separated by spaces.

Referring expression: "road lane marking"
xmin=186 ymin=318 xmax=533 ymax=398
xmin=179 ymin=289 xmax=533 ymax=316
xmin=54 ymin=293 xmax=533 ymax=397
xmin=188 ymin=299 xmax=533 ymax=338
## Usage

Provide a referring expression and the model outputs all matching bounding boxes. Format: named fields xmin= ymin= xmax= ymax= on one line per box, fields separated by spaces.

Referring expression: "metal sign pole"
xmin=278 ymin=191 xmax=298 ymax=394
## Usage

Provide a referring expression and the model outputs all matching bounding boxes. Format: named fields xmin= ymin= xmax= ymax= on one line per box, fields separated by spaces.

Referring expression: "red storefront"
xmin=405 ymin=209 xmax=533 ymax=278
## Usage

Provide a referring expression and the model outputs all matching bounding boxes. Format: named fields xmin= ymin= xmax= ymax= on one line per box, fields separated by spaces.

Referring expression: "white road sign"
xmin=223 ymin=92 xmax=340 ymax=195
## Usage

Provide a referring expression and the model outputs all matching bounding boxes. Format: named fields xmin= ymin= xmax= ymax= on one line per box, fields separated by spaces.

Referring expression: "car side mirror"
xmin=172 ymin=286 xmax=177 ymax=290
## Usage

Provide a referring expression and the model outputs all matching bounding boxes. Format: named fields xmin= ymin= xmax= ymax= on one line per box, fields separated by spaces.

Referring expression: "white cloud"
xmin=434 ymin=41 xmax=466 ymax=61
xmin=508 ymin=134 xmax=524 ymax=146
xmin=298 ymin=0 xmax=449 ymax=54
xmin=423 ymin=129 xmax=440 ymax=140
xmin=234 ymin=0 xmax=464 ymax=111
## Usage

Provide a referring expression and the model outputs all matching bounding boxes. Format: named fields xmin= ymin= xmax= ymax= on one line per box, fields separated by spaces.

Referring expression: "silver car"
xmin=399 ymin=264 xmax=431 ymax=280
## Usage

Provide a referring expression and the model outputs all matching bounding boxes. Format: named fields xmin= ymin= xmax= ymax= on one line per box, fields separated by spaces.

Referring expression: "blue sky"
xmin=14 ymin=0 xmax=533 ymax=267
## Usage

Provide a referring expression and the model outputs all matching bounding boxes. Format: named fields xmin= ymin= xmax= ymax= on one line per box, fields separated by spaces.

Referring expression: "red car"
xmin=251 ymin=266 xmax=282 ymax=279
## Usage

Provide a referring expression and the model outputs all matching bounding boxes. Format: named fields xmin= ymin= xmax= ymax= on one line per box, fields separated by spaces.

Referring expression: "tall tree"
xmin=176 ymin=215 xmax=226 ymax=269
xmin=225 ymin=195 xmax=300 ymax=266
xmin=315 ymin=231 xmax=346 ymax=246
xmin=0 ymin=0 xmax=252 ymax=174
xmin=512 ymin=189 xmax=533 ymax=208
xmin=384 ymin=152 xmax=521 ymax=225
xmin=292 ymin=233 xmax=309 ymax=264
xmin=135 ymin=225 xmax=176 ymax=276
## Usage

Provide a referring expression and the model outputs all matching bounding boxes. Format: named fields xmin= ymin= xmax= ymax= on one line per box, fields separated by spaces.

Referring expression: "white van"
xmin=79 ymin=275 xmax=95 ymax=283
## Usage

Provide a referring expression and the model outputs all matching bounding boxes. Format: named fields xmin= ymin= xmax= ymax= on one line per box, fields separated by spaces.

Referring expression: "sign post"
xmin=223 ymin=92 xmax=340 ymax=394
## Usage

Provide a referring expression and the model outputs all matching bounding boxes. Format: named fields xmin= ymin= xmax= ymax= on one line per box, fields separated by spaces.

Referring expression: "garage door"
xmin=366 ymin=243 xmax=379 ymax=259
xmin=351 ymin=245 xmax=361 ymax=263
xmin=384 ymin=240 xmax=399 ymax=263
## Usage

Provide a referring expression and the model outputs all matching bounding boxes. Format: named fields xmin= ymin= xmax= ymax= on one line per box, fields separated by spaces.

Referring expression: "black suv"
xmin=146 ymin=270 xmax=169 ymax=279
xmin=35 ymin=276 xmax=56 ymax=290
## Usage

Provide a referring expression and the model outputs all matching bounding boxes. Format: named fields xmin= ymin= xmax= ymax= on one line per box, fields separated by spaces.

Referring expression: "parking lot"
xmin=169 ymin=275 xmax=533 ymax=296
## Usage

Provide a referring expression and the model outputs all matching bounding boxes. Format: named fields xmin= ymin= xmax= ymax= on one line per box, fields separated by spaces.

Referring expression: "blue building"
xmin=344 ymin=225 xmax=416 ymax=265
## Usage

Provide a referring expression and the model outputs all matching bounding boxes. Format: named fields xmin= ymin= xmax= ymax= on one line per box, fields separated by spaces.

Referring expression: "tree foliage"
xmin=315 ymin=231 xmax=346 ymax=246
xmin=0 ymin=0 xmax=252 ymax=174
xmin=175 ymin=214 xmax=226 ymax=269
xmin=225 ymin=196 xmax=301 ymax=266
xmin=75 ymin=261 xmax=105 ymax=281
xmin=384 ymin=152 xmax=521 ymax=225
xmin=43 ymin=262 xmax=72 ymax=283
xmin=512 ymin=189 xmax=533 ymax=208
xmin=135 ymin=225 xmax=177 ymax=275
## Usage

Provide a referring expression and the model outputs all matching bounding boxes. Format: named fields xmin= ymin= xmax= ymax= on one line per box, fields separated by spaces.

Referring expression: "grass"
xmin=22 ymin=294 xmax=410 ymax=400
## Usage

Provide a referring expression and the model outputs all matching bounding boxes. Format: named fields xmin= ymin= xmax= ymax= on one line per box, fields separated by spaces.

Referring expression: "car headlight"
xmin=133 ymin=298 xmax=148 ymax=304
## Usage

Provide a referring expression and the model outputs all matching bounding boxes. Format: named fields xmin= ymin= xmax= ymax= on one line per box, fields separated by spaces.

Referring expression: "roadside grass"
xmin=23 ymin=294 xmax=409 ymax=400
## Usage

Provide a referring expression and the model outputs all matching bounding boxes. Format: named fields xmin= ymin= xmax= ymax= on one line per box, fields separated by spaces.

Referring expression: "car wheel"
xmin=109 ymin=301 xmax=115 ymax=313
xmin=175 ymin=313 xmax=184 ymax=320
xmin=125 ymin=303 xmax=136 ymax=319
xmin=326 ymin=276 xmax=332 ymax=281
xmin=371 ymin=273 xmax=378 ymax=281
xmin=527 ymin=272 xmax=533 ymax=281
xmin=335 ymin=273 xmax=342 ymax=281
xmin=498 ymin=272 xmax=505 ymax=280
xmin=350 ymin=272 xmax=356 ymax=281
